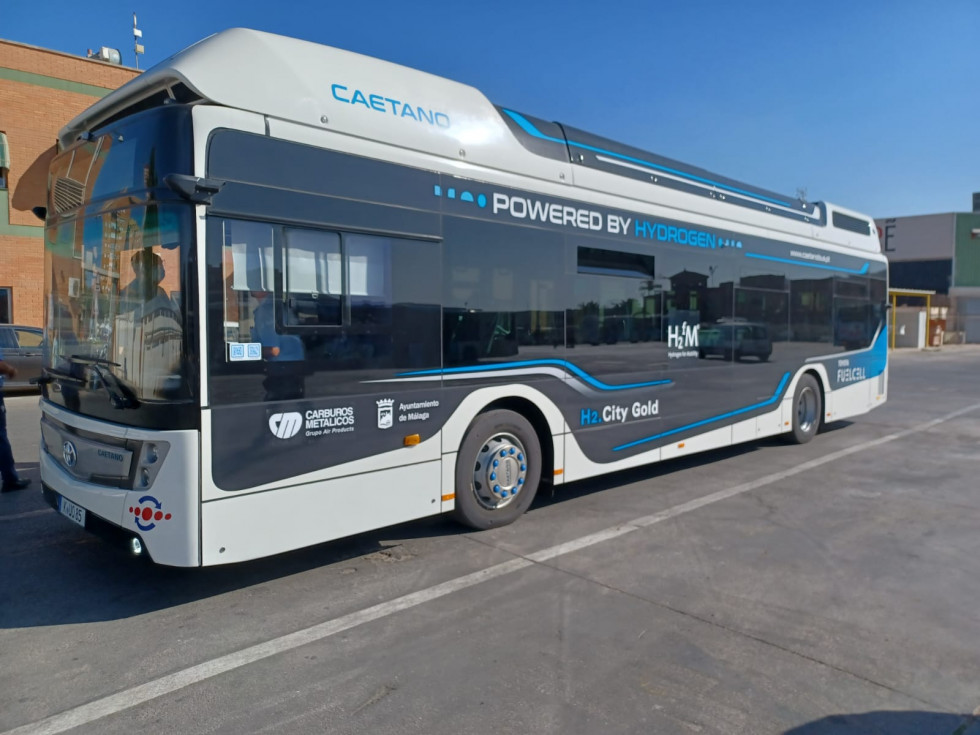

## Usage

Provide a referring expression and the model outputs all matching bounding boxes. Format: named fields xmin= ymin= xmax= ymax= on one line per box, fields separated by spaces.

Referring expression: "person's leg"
xmin=0 ymin=398 xmax=20 ymax=486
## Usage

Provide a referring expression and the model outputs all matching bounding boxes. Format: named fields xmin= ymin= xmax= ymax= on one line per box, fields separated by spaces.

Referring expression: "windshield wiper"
xmin=67 ymin=355 xmax=141 ymax=409
xmin=35 ymin=367 xmax=86 ymax=387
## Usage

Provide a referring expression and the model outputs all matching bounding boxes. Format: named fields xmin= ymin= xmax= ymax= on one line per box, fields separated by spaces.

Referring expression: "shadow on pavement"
xmin=0 ymin=507 xmax=468 ymax=629
xmin=819 ymin=419 xmax=856 ymax=435
xmin=0 ymin=435 xmax=805 ymax=629
xmin=784 ymin=710 xmax=977 ymax=735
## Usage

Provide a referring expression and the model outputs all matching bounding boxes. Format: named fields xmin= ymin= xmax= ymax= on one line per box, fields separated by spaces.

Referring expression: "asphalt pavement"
xmin=2 ymin=347 xmax=980 ymax=735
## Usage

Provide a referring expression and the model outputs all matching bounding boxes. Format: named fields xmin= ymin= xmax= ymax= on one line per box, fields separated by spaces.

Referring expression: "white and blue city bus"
xmin=37 ymin=29 xmax=888 ymax=566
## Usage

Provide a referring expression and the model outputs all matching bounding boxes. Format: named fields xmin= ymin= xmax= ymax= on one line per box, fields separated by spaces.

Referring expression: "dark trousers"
xmin=0 ymin=396 xmax=19 ymax=484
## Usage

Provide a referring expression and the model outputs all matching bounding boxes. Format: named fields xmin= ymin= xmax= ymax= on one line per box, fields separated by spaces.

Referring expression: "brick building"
xmin=0 ymin=39 xmax=139 ymax=326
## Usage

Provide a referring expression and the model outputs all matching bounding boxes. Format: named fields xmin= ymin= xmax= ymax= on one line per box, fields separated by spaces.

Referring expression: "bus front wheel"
xmin=788 ymin=374 xmax=822 ymax=444
xmin=453 ymin=409 xmax=542 ymax=530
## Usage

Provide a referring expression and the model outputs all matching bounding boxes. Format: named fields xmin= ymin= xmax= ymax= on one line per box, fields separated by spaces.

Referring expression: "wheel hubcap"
xmin=471 ymin=432 xmax=528 ymax=510
xmin=797 ymin=387 xmax=817 ymax=433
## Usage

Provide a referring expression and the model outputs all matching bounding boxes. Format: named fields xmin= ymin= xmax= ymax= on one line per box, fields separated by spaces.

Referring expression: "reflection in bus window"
xmin=443 ymin=219 xmax=563 ymax=366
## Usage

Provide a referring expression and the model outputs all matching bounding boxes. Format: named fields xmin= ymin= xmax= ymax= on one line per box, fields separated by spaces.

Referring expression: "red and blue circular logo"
xmin=129 ymin=495 xmax=172 ymax=531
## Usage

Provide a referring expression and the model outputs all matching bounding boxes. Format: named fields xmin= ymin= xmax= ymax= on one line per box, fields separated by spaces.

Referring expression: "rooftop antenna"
xmin=796 ymin=186 xmax=808 ymax=206
xmin=133 ymin=13 xmax=144 ymax=69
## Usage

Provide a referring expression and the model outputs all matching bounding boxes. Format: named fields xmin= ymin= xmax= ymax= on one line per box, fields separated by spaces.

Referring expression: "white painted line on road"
xmin=2 ymin=558 xmax=534 ymax=735
xmin=526 ymin=524 xmax=637 ymax=563
xmin=6 ymin=401 xmax=979 ymax=735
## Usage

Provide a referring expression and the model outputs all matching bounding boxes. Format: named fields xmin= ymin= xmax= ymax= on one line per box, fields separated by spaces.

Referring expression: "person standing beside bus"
xmin=250 ymin=289 xmax=304 ymax=362
xmin=0 ymin=352 xmax=31 ymax=492
xmin=250 ymin=289 xmax=306 ymax=401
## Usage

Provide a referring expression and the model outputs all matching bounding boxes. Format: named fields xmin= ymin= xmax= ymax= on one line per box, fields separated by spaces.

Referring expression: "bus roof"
xmin=58 ymin=28 xmax=880 ymax=255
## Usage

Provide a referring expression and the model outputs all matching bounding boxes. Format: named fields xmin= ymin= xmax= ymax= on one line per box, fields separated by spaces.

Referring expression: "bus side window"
xmin=282 ymin=228 xmax=343 ymax=327
xmin=220 ymin=219 xmax=275 ymax=347
xmin=344 ymin=233 xmax=391 ymax=328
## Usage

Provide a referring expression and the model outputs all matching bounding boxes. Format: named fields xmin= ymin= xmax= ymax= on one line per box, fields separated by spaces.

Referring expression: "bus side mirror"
xmin=164 ymin=174 xmax=224 ymax=205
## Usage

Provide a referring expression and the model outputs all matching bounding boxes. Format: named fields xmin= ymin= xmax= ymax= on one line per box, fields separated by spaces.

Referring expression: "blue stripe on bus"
xmin=612 ymin=371 xmax=791 ymax=452
xmin=744 ymin=252 xmax=870 ymax=275
xmin=397 ymin=359 xmax=672 ymax=392
xmin=502 ymin=109 xmax=790 ymax=209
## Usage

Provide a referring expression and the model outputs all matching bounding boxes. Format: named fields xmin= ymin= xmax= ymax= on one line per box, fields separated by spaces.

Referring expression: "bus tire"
xmin=788 ymin=374 xmax=822 ymax=444
xmin=453 ymin=409 xmax=542 ymax=530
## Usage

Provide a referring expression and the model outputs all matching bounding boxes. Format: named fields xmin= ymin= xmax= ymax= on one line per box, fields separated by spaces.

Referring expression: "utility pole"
xmin=133 ymin=13 xmax=144 ymax=69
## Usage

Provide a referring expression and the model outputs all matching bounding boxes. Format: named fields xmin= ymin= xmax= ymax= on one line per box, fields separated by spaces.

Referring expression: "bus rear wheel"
xmin=453 ymin=409 xmax=542 ymax=530
xmin=788 ymin=374 xmax=822 ymax=444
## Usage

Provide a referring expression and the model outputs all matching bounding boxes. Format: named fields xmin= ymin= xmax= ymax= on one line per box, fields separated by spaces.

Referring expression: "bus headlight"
xmin=133 ymin=441 xmax=170 ymax=490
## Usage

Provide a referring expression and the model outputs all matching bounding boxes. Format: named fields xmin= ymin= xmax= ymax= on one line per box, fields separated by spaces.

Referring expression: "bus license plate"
xmin=59 ymin=496 xmax=86 ymax=527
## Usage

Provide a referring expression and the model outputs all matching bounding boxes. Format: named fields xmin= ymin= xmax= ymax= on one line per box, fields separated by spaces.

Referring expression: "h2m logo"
xmin=667 ymin=321 xmax=699 ymax=350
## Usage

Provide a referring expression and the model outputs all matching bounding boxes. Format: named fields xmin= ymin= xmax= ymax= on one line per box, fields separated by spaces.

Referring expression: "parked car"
xmin=0 ymin=325 xmax=43 ymax=391
xmin=699 ymin=320 xmax=772 ymax=362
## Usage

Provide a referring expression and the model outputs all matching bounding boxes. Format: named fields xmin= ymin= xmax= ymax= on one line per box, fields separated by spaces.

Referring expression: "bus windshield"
xmin=42 ymin=108 xmax=196 ymax=428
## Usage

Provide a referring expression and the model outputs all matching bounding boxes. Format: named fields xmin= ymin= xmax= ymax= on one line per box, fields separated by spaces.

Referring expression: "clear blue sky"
xmin=4 ymin=0 xmax=977 ymax=218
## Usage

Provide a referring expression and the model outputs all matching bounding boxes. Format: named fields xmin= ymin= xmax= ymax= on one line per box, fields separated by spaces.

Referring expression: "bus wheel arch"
xmin=452 ymin=402 xmax=547 ymax=530
xmin=787 ymin=370 xmax=824 ymax=444
xmin=483 ymin=397 xmax=553 ymax=479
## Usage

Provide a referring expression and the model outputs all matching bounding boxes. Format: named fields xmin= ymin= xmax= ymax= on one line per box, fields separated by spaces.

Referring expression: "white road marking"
xmin=5 ymin=402 xmax=979 ymax=735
